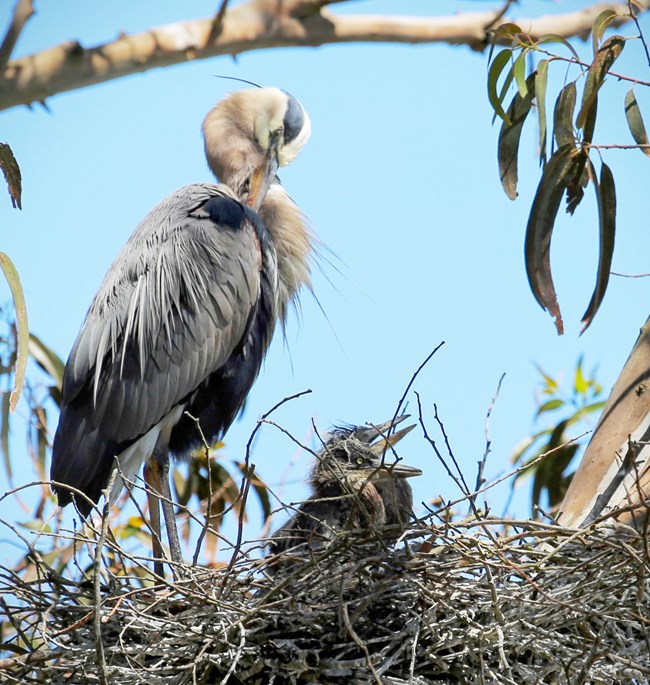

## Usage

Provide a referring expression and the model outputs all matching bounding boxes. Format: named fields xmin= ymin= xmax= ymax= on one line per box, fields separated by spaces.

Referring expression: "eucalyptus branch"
xmin=0 ymin=0 xmax=34 ymax=74
xmin=535 ymin=48 xmax=650 ymax=87
xmin=628 ymin=0 xmax=650 ymax=64
xmin=1 ymin=0 xmax=647 ymax=112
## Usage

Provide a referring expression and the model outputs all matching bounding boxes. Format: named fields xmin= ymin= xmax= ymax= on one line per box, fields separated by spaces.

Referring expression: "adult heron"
xmin=269 ymin=417 xmax=422 ymax=558
xmin=50 ymin=88 xmax=313 ymax=574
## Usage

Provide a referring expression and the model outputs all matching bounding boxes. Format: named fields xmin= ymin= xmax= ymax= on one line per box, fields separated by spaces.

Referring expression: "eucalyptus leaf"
xmin=553 ymin=82 xmax=577 ymax=149
xmin=576 ymin=36 xmax=625 ymax=131
xmin=580 ymin=161 xmax=616 ymax=333
xmin=0 ymin=143 xmax=22 ymax=209
xmin=525 ymin=145 xmax=583 ymax=334
xmin=535 ymin=60 xmax=548 ymax=164
xmin=624 ymin=88 xmax=650 ymax=158
xmin=498 ymin=73 xmax=536 ymax=199
xmin=0 ymin=252 xmax=28 ymax=411
xmin=488 ymin=49 xmax=514 ymax=125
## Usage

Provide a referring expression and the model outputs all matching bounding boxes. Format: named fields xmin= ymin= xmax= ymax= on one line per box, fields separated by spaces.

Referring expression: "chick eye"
xmin=356 ymin=457 xmax=364 ymax=466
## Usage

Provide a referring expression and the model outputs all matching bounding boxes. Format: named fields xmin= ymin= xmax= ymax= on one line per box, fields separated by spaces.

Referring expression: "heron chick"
xmin=50 ymin=88 xmax=313 ymax=575
xmin=270 ymin=417 xmax=422 ymax=558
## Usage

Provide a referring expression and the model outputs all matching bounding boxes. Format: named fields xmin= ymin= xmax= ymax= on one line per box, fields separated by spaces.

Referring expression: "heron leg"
xmin=144 ymin=461 xmax=166 ymax=578
xmin=156 ymin=453 xmax=184 ymax=573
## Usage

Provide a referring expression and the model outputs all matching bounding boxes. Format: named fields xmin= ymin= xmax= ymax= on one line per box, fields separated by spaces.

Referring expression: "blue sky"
xmin=1 ymin=0 xmax=649 ymax=553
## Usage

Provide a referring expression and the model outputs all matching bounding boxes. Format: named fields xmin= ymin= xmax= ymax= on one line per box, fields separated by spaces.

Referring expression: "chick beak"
xmin=247 ymin=130 xmax=281 ymax=212
xmin=369 ymin=423 xmax=416 ymax=457
xmin=382 ymin=462 xmax=422 ymax=479
xmin=368 ymin=422 xmax=421 ymax=480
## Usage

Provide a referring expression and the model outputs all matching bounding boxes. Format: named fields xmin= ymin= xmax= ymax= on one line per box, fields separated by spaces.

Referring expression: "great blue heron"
xmin=50 ymin=87 xmax=313 ymax=574
xmin=269 ymin=417 xmax=422 ymax=558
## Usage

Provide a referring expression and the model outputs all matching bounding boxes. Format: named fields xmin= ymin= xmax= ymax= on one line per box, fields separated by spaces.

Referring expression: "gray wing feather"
xmin=270 ymin=499 xmax=342 ymax=555
xmin=63 ymin=183 xmax=261 ymax=444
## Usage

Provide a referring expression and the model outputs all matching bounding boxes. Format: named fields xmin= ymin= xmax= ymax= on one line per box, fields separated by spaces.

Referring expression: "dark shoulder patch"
xmin=203 ymin=195 xmax=247 ymax=230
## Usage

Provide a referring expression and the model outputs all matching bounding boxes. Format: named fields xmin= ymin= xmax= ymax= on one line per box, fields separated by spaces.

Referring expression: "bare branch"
xmin=0 ymin=0 xmax=34 ymax=75
xmin=628 ymin=0 xmax=650 ymax=65
xmin=612 ymin=270 xmax=650 ymax=277
xmin=205 ymin=0 xmax=230 ymax=46
xmin=1 ymin=0 xmax=647 ymax=112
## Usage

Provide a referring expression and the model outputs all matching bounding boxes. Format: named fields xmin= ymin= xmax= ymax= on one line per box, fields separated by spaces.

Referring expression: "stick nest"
xmin=2 ymin=516 xmax=649 ymax=684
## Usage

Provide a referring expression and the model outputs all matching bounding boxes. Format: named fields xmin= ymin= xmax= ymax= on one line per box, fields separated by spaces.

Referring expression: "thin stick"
xmin=472 ymin=373 xmax=506 ymax=513
xmin=206 ymin=0 xmax=230 ymax=46
xmin=389 ymin=342 xmax=445 ymax=447
xmin=93 ymin=470 xmax=117 ymax=685
xmin=0 ymin=0 xmax=34 ymax=74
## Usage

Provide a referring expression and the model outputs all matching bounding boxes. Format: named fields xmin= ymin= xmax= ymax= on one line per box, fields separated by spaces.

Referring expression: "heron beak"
xmin=369 ymin=422 xmax=416 ymax=456
xmin=383 ymin=462 xmax=423 ymax=479
xmin=363 ymin=460 xmax=422 ymax=482
xmin=247 ymin=131 xmax=281 ymax=213
xmin=353 ymin=415 xmax=412 ymax=445
xmin=367 ymin=420 xmax=420 ymax=480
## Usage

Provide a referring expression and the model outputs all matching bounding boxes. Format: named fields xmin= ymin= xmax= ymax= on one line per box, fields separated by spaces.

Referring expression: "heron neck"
xmin=316 ymin=480 xmax=387 ymax=528
xmin=355 ymin=483 xmax=387 ymax=527
xmin=258 ymin=183 xmax=312 ymax=322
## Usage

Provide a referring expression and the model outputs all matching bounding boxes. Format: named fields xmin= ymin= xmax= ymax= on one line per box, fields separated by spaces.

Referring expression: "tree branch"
xmin=0 ymin=0 xmax=647 ymax=112
xmin=0 ymin=0 xmax=34 ymax=75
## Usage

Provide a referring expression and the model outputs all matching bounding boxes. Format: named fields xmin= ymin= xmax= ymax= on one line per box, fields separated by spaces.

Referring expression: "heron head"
xmin=312 ymin=416 xmax=422 ymax=492
xmin=202 ymin=87 xmax=311 ymax=211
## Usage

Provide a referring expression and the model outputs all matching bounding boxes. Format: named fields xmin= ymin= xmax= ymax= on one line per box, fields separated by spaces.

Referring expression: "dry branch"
xmin=2 ymin=509 xmax=649 ymax=684
xmin=0 ymin=0 xmax=34 ymax=75
xmin=1 ymin=0 xmax=648 ymax=112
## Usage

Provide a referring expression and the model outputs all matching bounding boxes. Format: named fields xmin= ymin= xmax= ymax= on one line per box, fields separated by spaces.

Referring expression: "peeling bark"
xmin=0 ymin=0 xmax=646 ymax=112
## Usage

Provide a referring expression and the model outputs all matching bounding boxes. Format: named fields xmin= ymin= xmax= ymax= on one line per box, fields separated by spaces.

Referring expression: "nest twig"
xmin=1 ymin=511 xmax=649 ymax=684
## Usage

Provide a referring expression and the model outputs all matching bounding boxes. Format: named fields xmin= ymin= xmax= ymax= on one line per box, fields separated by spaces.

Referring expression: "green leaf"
xmin=238 ymin=462 xmax=272 ymax=523
xmin=511 ymin=435 xmax=537 ymax=466
xmin=576 ymin=400 xmax=606 ymax=417
xmin=592 ymin=9 xmax=618 ymax=56
xmin=493 ymin=23 xmax=523 ymax=41
xmin=536 ymin=399 xmax=564 ymax=417
xmin=19 ymin=519 xmax=52 ymax=532
xmin=576 ymin=36 xmax=625 ymax=131
xmin=498 ymin=73 xmax=536 ymax=200
xmin=1 ymin=392 xmax=10 ymax=480
xmin=487 ymin=23 xmax=522 ymax=66
xmin=565 ymin=401 xmax=607 ymax=427
xmin=0 ymin=253 xmax=28 ymax=411
xmin=173 ymin=466 xmax=194 ymax=506
xmin=48 ymin=385 xmax=62 ymax=407
xmin=0 ymin=143 xmax=22 ymax=210
xmin=513 ymin=51 xmax=529 ymax=99
xmin=36 ymin=411 xmax=48 ymax=477
xmin=624 ymin=88 xmax=650 ymax=158
xmin=488 ymin=49 xmax=514 ymax=125
xmin=493 ymin=66 xmax=516 ymax=126
xmin=566 ymin=149 xmax=589 ymax=215
xmin=580 ymin=161 xmax=616 ymax=332
xmin=545 ymin=444 xmax=579 ymax=509
xmin=553 ymin=82 xmax=577 ymax=149
xmin=535 ymin=60 xmax=548 ymax=164
xmin=525 ymin=145 xmax=583 ymax=334
xmin=533 ymin=362 xmax=559 ymax=392
xmin=574 ymin=359 xmax=588 ymax=395
xmin=28 ymin=333 xmax=65 ymax=391
xmin=582 ymin=92 xmax=598 ymax=146
xmin=537 ymin=34 xmax=582 ymax=63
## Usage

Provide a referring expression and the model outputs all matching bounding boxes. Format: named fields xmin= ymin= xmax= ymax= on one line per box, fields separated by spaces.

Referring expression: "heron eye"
xmin=356 ymin=457 xmax=364 ymax=466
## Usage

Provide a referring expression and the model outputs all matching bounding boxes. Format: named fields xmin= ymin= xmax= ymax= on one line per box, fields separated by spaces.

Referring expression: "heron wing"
xmin=51 ymin=183 xmax=276 ymax=507
xmin=269 ymin=498 xmax=344 ymax=556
